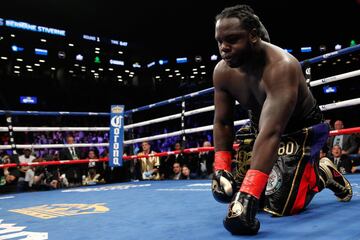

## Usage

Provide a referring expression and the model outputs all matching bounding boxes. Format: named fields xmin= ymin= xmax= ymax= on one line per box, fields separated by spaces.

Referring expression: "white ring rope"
xmin=2 ymin=69 xmax=356 ymax=133
xmin=0 ymin=126 xmax=109 ymax=132
xmin=319 ymin=98 xmax=360 ymax=111
xmin=0 ymin=105 xmax=220 ymax=132
xmin=0 ymin=105 xmax=220 ymax=133
xmin=123 ymin=119 xmax=249 ymax=145
xmin=0 ymin=65 xmax=358 ymax=134
xmin=124 ymin=105 xmax=214 ymax=130
xmin=0 ymin=69 xmax=358 ymax=135
xmin=0 ymin=96 xmax=358 ymax=134
xmin=0 ymin=67 xmax=358 ymax=149
xmin=0 ymin=96 xmax=359 ymax=149
xmin=309 ymin=69 xmax=360 ymax=87
xmin=0 ymin=143 xmax=109 ymax=150
xmin=0 ymin=120 xmax=249 ymax=150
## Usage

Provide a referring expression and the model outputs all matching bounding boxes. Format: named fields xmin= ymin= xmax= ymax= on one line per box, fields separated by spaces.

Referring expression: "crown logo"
xmin=111 ymin=105 xmax=123 ymax=113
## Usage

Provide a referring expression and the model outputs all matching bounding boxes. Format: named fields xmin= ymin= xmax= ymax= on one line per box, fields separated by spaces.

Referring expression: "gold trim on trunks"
xmin=263 ymin=128 xmax=309 ymax=216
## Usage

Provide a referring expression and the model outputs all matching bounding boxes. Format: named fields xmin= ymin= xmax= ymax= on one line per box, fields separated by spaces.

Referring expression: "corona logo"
xmin=111 ymin=115 xmax=123 ymax=128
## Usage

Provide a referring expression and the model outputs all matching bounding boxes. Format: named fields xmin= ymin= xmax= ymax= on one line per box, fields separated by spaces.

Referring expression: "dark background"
xmin=0 ymin=0 xmax=359 ymax=126
xmin=1 ymin=0 xmax=359 ymax=57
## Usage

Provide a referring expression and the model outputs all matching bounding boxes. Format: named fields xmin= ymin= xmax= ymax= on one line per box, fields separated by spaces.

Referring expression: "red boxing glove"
xmin=214 ymin=151 xmax=232 ymax=172
xmin=240 ymin=169 xmax=269 ymax=199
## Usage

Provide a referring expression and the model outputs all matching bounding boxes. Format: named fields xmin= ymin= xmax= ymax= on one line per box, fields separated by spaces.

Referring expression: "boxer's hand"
xmin=212 ymin=170 xmax=238 ymax=203
xmin=223 ymin=192 xmax=260 ymax=235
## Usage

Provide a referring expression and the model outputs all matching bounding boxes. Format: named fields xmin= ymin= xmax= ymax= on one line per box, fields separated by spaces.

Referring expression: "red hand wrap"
xmin=214 ymin=151 xmax=232 ymax=172
xmin=240 ymin=169 xmax=269 ymax=199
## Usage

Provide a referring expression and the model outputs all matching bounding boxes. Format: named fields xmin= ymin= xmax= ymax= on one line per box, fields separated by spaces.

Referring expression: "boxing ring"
xmin=0 ymin=44 xmax=360 ymax=239
xmin=1 ymin=176 xmax=360 ymax=239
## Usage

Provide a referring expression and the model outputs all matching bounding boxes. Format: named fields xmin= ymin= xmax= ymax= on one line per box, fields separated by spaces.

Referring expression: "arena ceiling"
xmin=1 ymin=0 xmax=359 ymax=59
xmin=0 ymin=0 xmax=359 ymax=117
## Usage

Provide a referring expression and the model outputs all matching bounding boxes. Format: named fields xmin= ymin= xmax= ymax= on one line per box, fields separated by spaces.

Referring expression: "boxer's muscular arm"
xmin=250 ymin=61 xmax=299 ymax=174
xmin=213 ymin=65 xmax=235 ymax=152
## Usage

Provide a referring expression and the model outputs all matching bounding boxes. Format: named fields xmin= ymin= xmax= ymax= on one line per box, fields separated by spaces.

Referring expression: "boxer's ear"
xmin=249 ymin=28 xmax=259 ymax=43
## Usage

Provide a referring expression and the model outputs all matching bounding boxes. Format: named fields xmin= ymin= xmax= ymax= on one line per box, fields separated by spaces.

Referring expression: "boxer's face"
xmin=215 ymin=17 xmax=254 ymax=68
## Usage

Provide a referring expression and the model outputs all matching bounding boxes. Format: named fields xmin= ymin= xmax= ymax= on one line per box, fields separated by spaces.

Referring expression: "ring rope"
xmin=319 ymin=98 xmax=360 ymax=111
xmin=123 ymin=119 xmax=249 ymax=145
xmin=309 ymin=69 xmax=360 ymax=87
xmin=0 ymin=143 xmax=109 ymax=150
xmin=1 ymin=97 xmax=359 ymax=133
xmin=1 ymin=65 xmax=358 ymax=133
xmin=0 ymin=110 xmax=109 ymax=116
xmin=1 ymin=125 xmax=360 ymax=169
xmin=0 ymin=127 xmax=109 ymax=132
xmin=0 ymin=123 xmax=359 ymax=151
xmin=125 ymin=87 xmax=214 ymax=114
xmin=299 ymin=44 xmax=360 ymax=65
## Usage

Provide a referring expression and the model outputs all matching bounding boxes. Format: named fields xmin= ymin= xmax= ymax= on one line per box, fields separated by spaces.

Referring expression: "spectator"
xmin=84 ymin=149 xmax=105 ymax=184
xmin=180 ymin=164 xmax=192 ymax=180
xmin=160 ymin=142 xmax=186 ymax=179
xmin=59 ymin=134 xmax=83 ymax=186
xmin=1 ymin=156 xmax=21 ymax=193
xmin=32 ymin=158 xmax=61 ymax=190
xmin=171 ymin=162 xmax=182 ymax=180
xmin=17 ymin=148 xmax=36 ymax=191
xmin=197 ymin=141 xmax=215 ymax=179
xmin=137 ymin=141 xmax=160 ymax=180
xmin=328 ymin=120 xmax=358 ymax=155
xmin=330 ymin=145 xmax=352 ymax=174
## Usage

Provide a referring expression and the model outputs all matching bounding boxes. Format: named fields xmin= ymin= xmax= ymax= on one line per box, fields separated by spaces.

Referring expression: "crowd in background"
xmin=0 ymin=118 xmax=359 ymax=194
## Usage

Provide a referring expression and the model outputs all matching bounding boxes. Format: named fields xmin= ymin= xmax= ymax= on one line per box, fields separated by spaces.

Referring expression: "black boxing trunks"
xmin=264 ymin=122 xmax=329 ymax=216
xmin=233 ymin=122 xmax=329 ymax=216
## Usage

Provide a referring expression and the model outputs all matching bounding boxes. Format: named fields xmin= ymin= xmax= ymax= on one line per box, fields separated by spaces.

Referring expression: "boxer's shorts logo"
xmin=265 ymin=165 xmax=283 ymax=195
xmin=277 ymin=140 xmax=299 ymax=156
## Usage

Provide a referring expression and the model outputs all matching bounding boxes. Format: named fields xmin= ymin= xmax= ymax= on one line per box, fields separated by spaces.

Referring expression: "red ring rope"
xmin=0 ymin=127 xmax=359 ymax=169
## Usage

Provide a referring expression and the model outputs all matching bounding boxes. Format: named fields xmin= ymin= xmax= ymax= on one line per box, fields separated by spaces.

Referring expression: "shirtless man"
xmin=211 ymin=4 xmax=352 ymax=235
